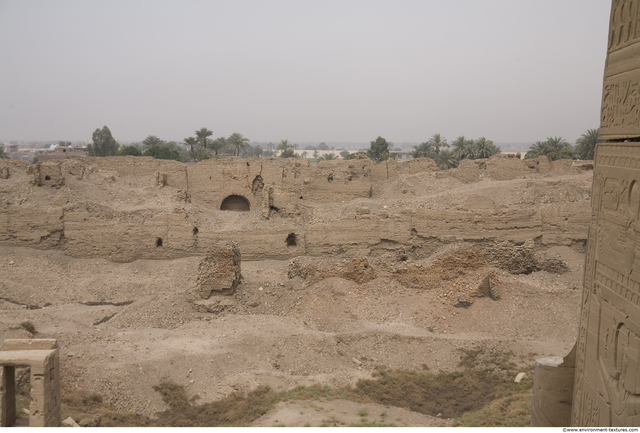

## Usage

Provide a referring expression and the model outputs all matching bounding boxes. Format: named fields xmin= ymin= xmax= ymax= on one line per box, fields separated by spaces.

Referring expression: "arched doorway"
xmin=220 ymin=195 xmax=250 ymax=211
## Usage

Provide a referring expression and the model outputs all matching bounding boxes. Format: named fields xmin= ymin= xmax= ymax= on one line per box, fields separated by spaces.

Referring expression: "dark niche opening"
xmin=156 ymin=238 xmax=163 ymax=247
xmin=286 ymin=233 xmax=297 ymax=247
xmin=45 ymin=175 xmax=51 ymax=181
xmin=251 ymin=175 xmax=264 ymax=195
xmin=193 ymin=227 xmax=199 ymax=235
xmin=327 ymin=174 xmax=333 ymax=182
xmin=220 ymin=195 xmax=250 ymax=212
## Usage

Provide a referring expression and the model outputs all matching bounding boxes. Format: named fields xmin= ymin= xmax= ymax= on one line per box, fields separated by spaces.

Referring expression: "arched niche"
xmin=220 ymin=195 xmax=250 ymax=212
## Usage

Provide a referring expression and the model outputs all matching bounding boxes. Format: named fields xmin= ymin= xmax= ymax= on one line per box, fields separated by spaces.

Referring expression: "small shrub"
xmin=20 ymin=321 xmax=36 ymax=334
xmin=152 ymin=381 xmax=190 ymax=410
xmin=349 ymin=420 xmax=396 ymax=427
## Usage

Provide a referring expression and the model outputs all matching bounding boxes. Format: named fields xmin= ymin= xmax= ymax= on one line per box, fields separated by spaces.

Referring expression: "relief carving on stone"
xmin=573 ymin=144 xmax=640 ymax=426
xmin=601 ymin=0 xmax=640 ymax=139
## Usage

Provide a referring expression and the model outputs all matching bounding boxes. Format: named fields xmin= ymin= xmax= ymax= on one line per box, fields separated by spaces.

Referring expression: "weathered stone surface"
xmin=532 ymin=355 xmax=575 ymax=427
xmin=601 ymin=0 xmax=640 ymax=140
xmin=0 ymin=339 xmax=60 ymax=427
xmin=0 ymin=156 xmax=590 ymax=262
xmin=571 ymin=143 xmax=640 ymax=426
xmin=61 ymin=416 xmax=80 ymax=427
xmin=287 ymin=256 xmax=377 ymax=285
xmin=78 ymin=414 xmax=101 ymax=427
xmin=567 ymin=8 xmax=640 ymax=417
xmin=196 ymin=241 xmax=242 ymax=298
xmin=1 ymin=339 xmax=58 ymax=351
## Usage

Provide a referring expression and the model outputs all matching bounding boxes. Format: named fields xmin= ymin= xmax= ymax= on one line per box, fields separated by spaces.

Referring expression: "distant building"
xmin=38 ymin=146 xmax=88 ymax=162
xmin=392 ymin=150 xmax=413 ymax=160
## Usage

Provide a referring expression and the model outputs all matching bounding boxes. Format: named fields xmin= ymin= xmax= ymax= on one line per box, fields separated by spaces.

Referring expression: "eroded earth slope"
xmin=0 ymin=155 xmax=592 ymax=425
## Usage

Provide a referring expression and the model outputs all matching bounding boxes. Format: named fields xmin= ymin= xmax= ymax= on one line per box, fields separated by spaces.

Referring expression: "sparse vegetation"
xmin=412 ymin=134 xmax=500 ymax=169
xmin=277 ymin=139 xmax=297 ymax=158
xmin=575 ymin=128 xmax=600 ymax=160
xmin=367 ymin=136 xmax=392 ymax=163
xmin=349 ymin=420 xmax=396 ymax=427
xmin=319 ymin=152 xmax=337 ymax=160
xmin=142 ymin=144 xmax=184 ymax=162
xmin=116 ymin=145 xmax=142 ymax=156
xmin=59 ymin=347 xmax=533 ymax=427
xmin=525 ymin=136 xmax=575 ymax=161
xmin=87 ymin=126 xmax=119 ymax=157
xmin=13 ymin=320 xmax=36 ymax=334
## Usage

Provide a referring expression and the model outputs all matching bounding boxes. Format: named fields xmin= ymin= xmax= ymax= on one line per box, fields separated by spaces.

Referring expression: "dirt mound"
xmin=483 ymin=241 xmax=569 ymax=274
xmin=393 ymin=248 xmax=488 ymax=290
xmin=0 ymin=155 xmax=590 ymax=426
xmin=287 ymin=256 xmax=377 ymax=285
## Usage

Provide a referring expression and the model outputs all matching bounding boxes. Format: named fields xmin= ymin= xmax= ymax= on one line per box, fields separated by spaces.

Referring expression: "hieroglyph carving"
xmin=572 ymin=143 xmax=640 ymax=426
xmin=601 ymin=0 xmax=640 ymax=139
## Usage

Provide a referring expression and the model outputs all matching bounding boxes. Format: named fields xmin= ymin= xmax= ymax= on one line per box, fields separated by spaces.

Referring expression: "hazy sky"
xmin=0 ymin=0 xmax=611 ymax=144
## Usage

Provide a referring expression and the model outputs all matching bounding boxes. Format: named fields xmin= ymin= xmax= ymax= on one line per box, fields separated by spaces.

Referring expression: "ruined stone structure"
xmin=196 ymin=241 xmax=242 ymax=298
xmin=0 ymin=339 xmax=60 ymax=427
xmin=537 ymin=0 xmax=640 ymax=426
xmin=0 ymin=154 xmax=591 ymax=263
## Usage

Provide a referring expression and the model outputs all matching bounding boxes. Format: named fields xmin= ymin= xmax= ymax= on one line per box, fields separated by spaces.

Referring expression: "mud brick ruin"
xmin=0 ymin=339 xmax=60 ymax=427
xmin=196 ymin=241 xmax=242 ymax=298
xmin=0 ymin=155 xmax=592 ymax=263
xmin=3 ymin=1 xmax=638 ymax=427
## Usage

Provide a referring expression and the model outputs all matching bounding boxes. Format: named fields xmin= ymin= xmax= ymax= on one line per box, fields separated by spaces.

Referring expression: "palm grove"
xmin=76 ymin=125 xmax=602 ymax=169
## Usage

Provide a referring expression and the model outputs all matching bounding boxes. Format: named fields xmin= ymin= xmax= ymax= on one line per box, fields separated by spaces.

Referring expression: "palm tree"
xmin=411 ymin=141 xmax=435 ymax=159
xmin=184 ymin=137 xmax=198 ymax=153
xmin=575 ymin=128 xmax=600 ymax=160
xmin=277 ymin=139 xmax=296 ymax=158
xmin=191 ymin=145 xmax=212 ymax=162
xmin=142 ymin=135 xmax=163 ymax=149
xmin=319 ymin=153 xmax=337 ymax=160
xmin=428 ymin=133 xmax=449 ymax=154
xmin=0 ymin=146 xmax=8 ymax=159
xmin=227 ymin=132 xmax=250 ymax=157
xmin=209 ymin=137 xmax=226 ymax=156
xmin=546 ymin=137 xmax=576 ymax=160
xmin=195 ymin=128 xmax=213 ymax=149
xmin=435 ymin=149 xmax=458 ymax=170
xmin=525 ymin=137 xmax=575 ymax=161
xmin=474 ymin=137 xmax=499 ymax=159
xmin=249 ymin=145 xmax=263 ymax=158
xmin=450 ymin=136 xmax=474 ymax=161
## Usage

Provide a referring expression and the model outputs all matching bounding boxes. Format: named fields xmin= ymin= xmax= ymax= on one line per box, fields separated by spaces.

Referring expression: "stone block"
xmin=196 ymin=241 xmax=242 ymax=298
xmin=0 ymin=340 xmax=59 ymax=427
xmin=1 ymin=339 xmax=58 ymax=351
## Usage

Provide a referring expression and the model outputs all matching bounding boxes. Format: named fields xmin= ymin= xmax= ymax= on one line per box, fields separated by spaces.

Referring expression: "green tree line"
xmin=524 ymin=128 xmax=600 ymax=161
xmin=39 ymin=125 xmax=602 ymax=166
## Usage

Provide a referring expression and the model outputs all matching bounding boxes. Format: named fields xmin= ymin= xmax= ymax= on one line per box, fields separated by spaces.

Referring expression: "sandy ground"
xmin=0 ymin=163 xmax=592 ymax=425
xmin=0 ymin=242 xmax=582 ymax=424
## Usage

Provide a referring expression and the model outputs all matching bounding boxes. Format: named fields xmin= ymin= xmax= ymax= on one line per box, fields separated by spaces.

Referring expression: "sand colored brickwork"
xmin=0 ymin=154 xmax=592 ymax=264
